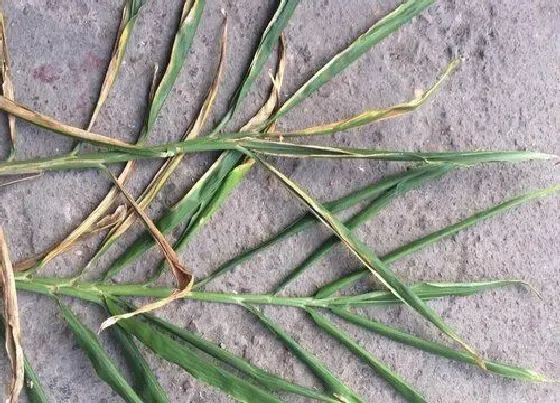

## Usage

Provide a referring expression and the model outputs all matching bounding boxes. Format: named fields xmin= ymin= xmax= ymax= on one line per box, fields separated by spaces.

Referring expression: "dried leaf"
xmin=0 ymin=11 xmax=16 ymax=160
xmin=98 ymin=168 xmax=193 ymax=332
xmin=0 ymin=228 xmax=24 ymax=403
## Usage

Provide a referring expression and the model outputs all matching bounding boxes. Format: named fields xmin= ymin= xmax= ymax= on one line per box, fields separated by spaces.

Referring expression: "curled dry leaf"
xmin=0 ymin=228 xmax=24 ymax=403
xmin=98 ymin=168 xmax=193 ymax=332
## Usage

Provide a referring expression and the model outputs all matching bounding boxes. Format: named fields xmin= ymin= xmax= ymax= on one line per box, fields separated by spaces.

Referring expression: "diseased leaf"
xmin=15 ymin=0 xmax=204 ymax=274
xmin=89 ymin=14 xmax=228 ymax=269
xmin=195 ymin=165 xmax=455 ymax=288
xmin=210 ymin=0 xmax=298 ymax=134
xmin=152 ymin=32 xmax=287 ymax=281
xmin=58 ymin=301 xmax=142 ymax=403
xmin=86 ymin=0 xmax=144 ymax=131
xmin=258 ymin=0 xmax=434 ymax=129
xmin=14 ymin=63 xmax=158 ymax=274
xmin=100 ymin=150 xmax=241 ymax=280
xmin=273 ymin=164 xmax=452 ymax=293
xmin=0 ymin=227 xmax=24 ymax=403
xmin=264 ymin=58 xmax=459 ymax=138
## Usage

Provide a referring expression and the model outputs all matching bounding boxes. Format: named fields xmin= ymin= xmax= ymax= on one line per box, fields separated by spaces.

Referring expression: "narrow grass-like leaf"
xmin=0 ymin=314 xmax=48 ymax=403
xmin=86 ymin=0 xmax=144 ymax=132
xmin=245 ymin=304 xmax=363 ymax=403
xmin=11 ymin=0 xmax=204 ymax=273
xmin=0 ymin=227 xmax=24 ymax=403
xmin=110 ymin=321 xmax=169 ymax=403
xmin=105 ymin=297 xmax=282 ymax=403
xmin=264 ymin=58 xmax=459 ymax=138
xmin=143 ymin=0 xmax=205 ymax=138
xmin=257 ymin=0 xmax=434 ymax=130
xmin=248 ymin=151 xmax=484 ymax=364
xmin=144 ymin=309 xmax=338 ymax=401
xmin=306 ymin=308 xmax=426 ymax=402
xmin=273 ymin=165 xmax=452 ymax=292
xmin=101 ymin=0 xmax=294 ymax=281
xmin=0 ymin=95 xmax=135 ymax=150
xmin=315 ymin=182 xmax=560 ymax=298
xmin=89 ymin=15 xmax=228 ymax=269
xmin=195 ymin=165 xmax=453 ymax=288
xmin=0 ymin=10 xmax=16 ymax=160
xmin=50 ymin=0 xmax=144 ymax=271
xmin=58 ymin=301 xmax=142 ymax=403
xmin=128 ymin=0 xmax=297 ymax=282
xmin=332 ymin=308 xmax=551 ymax=382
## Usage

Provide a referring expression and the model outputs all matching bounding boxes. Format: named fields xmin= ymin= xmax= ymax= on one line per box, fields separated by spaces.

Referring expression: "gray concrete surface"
xmin=0 ymin=0 xmax=559 ymax=401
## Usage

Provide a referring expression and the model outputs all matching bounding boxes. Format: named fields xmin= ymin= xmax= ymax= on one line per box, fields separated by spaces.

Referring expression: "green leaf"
xmin=110 ymin=322 xmax=169 ymax=403
xmin=315 ymin=182 xmax=560 ymax=298
xmin=57 ymin=301 xmax=142 ymax=403
xmin=247 ymin=151 xmax=483 ymax=364
xmin=245 ymin=304 xmax=364 ymax=403
xmin=88 ymin=15 xmax=229 ymax=271
xmin=257 ymin=0 xmax=434 ymax=130
xmin=104 ymin=298 xmax=282 ymax=403
xmin=142 ymin=0 xmax=205 ymax=139
xmin=0 ymin=314 xmax=48 ymax=403
xmin=150 ymin=158 xmax=255 ymax=282
xmin=272 ymin=164 xmax=452 ymax=293
xmin=144 ymin=308 xmax=338 ymax=402
xmin=332 ymin=308 xmax=550 ymax=382
xmin=305 ymin=308 xmax=426 ymax=403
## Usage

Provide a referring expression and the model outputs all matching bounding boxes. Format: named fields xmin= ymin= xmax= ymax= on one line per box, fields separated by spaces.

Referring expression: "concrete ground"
xmin=1 ymin=0 xmax=559 ymax=401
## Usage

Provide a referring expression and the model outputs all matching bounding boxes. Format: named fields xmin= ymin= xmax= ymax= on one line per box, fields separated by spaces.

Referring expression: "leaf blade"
xmin=58 ymin=301 xmax=143 ymax=403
